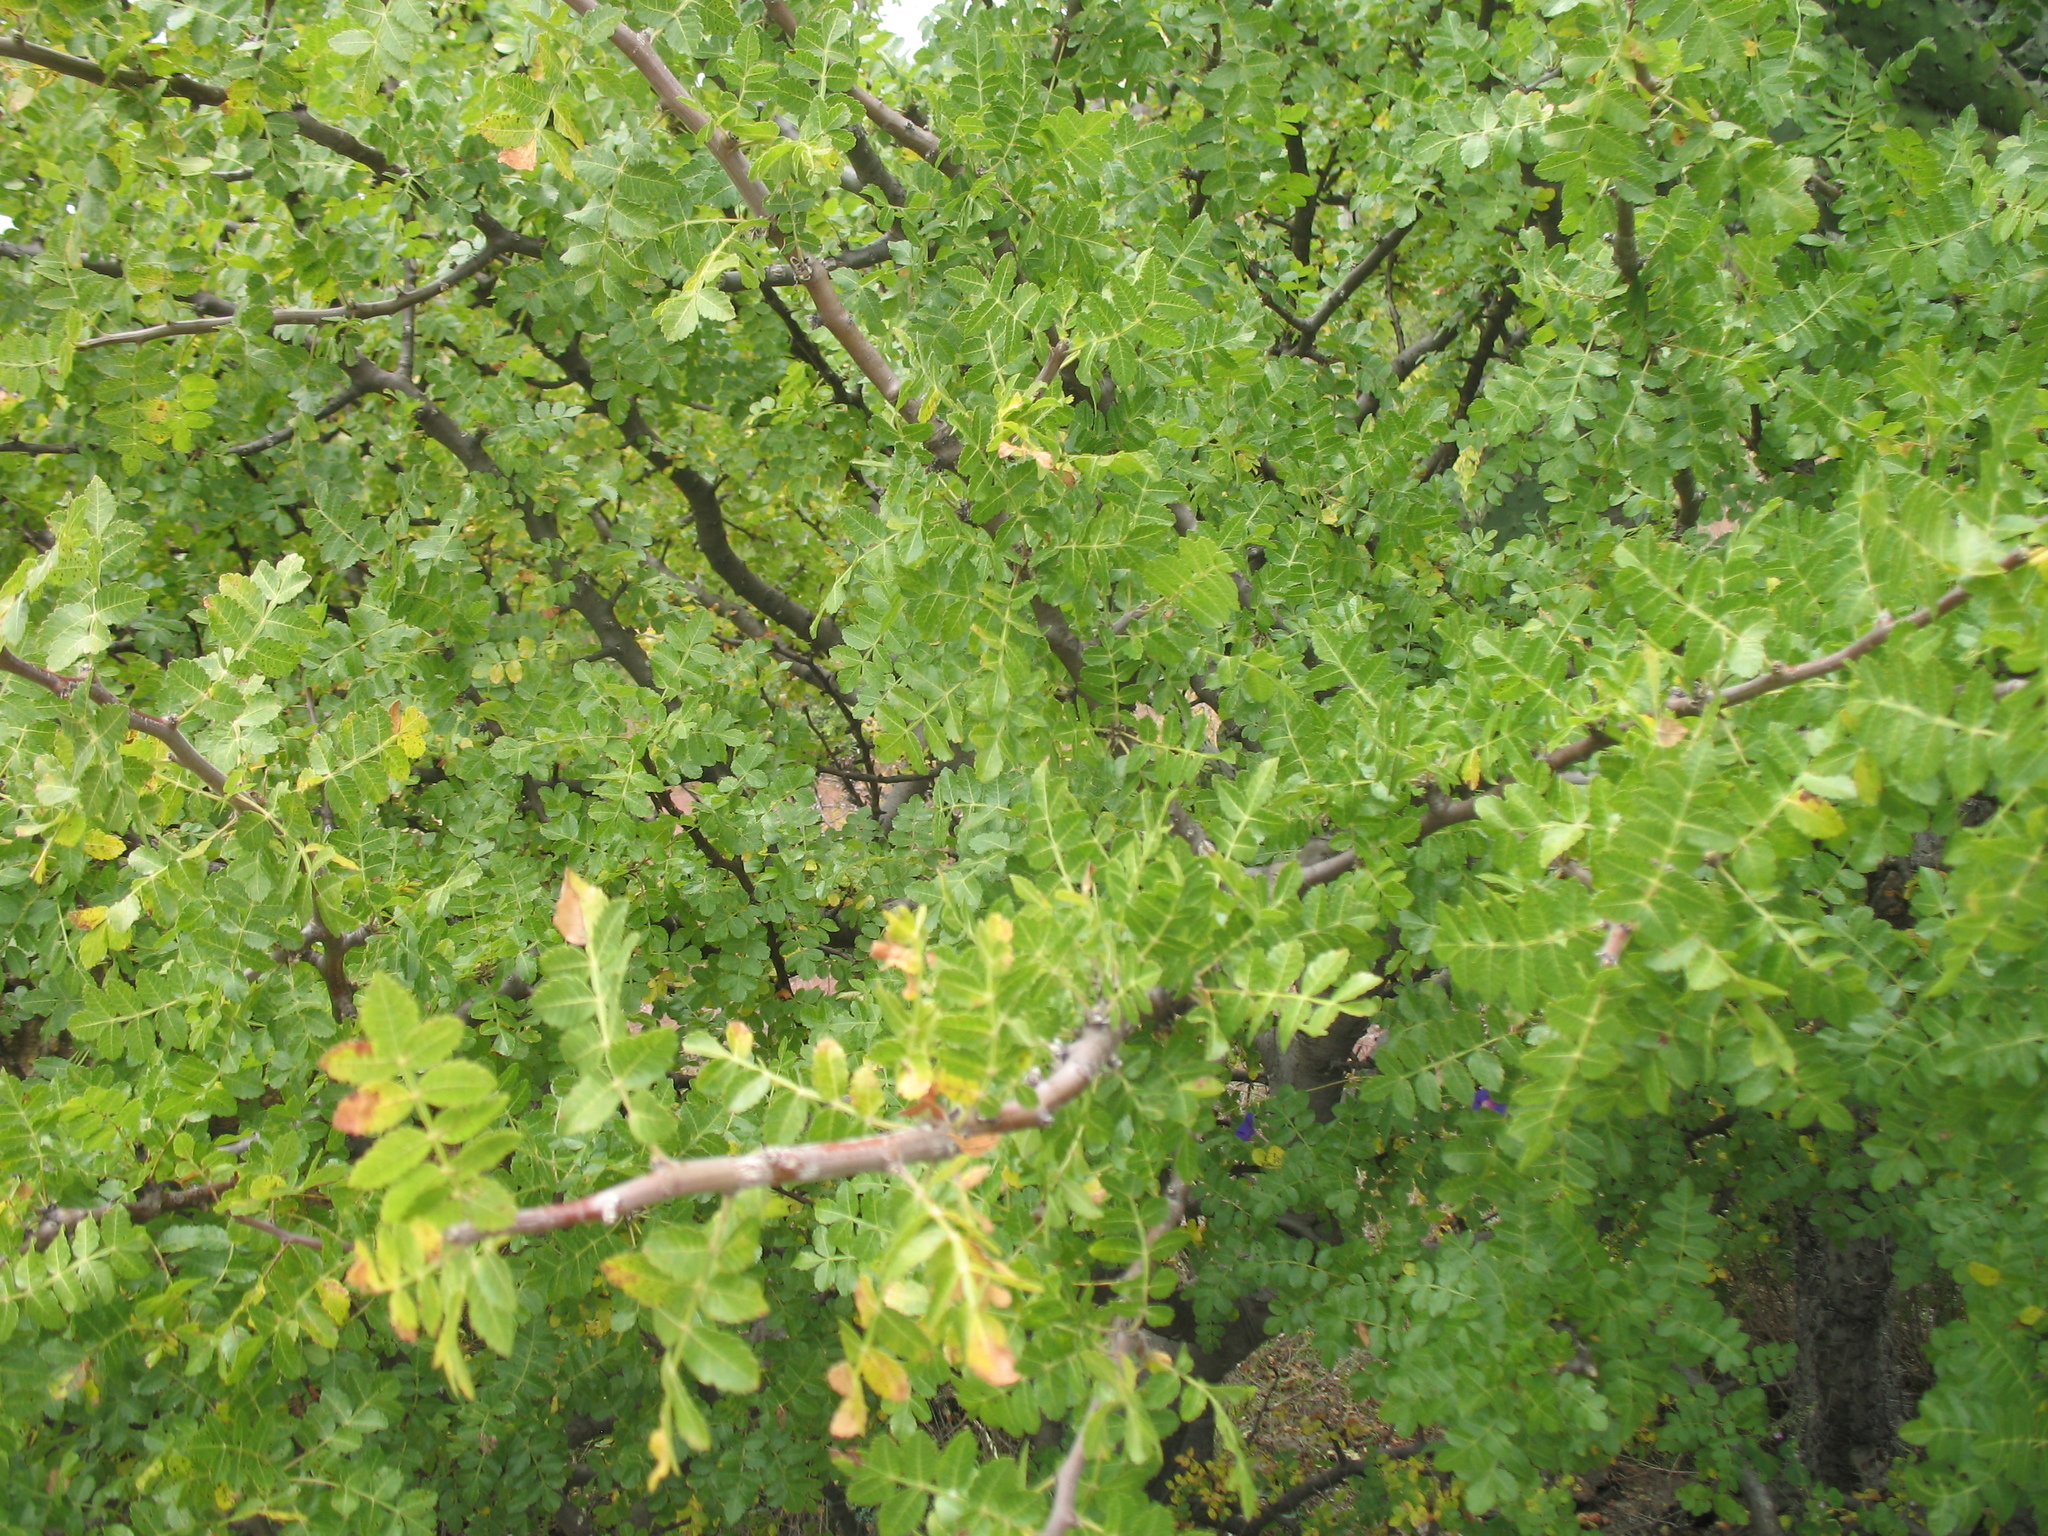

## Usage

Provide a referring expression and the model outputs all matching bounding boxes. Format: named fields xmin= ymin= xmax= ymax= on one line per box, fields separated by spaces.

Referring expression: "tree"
xmin=1 ymin=0 xmax=2044 ymax=1531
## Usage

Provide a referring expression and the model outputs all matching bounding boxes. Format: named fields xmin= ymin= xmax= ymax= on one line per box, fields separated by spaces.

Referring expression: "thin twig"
xmin=232 ymin=1214 xmax=325 ymax=1250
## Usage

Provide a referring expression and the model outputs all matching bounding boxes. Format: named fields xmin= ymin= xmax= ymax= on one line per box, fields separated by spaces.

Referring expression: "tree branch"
xmin=1278 ymin=221 xmax=1413 ymax=354
xmin=270 ymin=914 xmax=375 ymax=1022
xmin=79 ymin=218 xmax=539 ymax=349
xmin=1670 ymin=547 xmax=2039 ymax=715
xmin=0 ymin=439 xmax=80 ymax=455
xmin=231 ymin=1214 xmax=325 ymax=1250
xmin=0 ymin=648 xmax=262 ymax=812
xmin=759 ymin=285 xmax=868 ymax=415
xmin=27 ymin=1175 xmax=238 ymax=1252
xmin=0 ymin=33 xmax=398 ymax=179
xmin=537 ymin=335 xmax=844 ymax=655
xmin=338 ymin=355 xmax=659 ymax=692
xmin=446 ymin=1007 xmax=1124 ymax=1243
xmin=712 ymin=234 xmax=901 ymax=294
xmin=562 ymin=0 xmax=906 ymax=408
xmin=218 ymin=381 xmax=372 ymax=457
xmin=1356 ymin=313 xmax=1467 ymax=420
xmin=1415 ymin=551 xmax=2039 ymax=832
xmin=1417 ymin=286 xmax=1516 ymax=481
xmin=1611 ymin=191 xmax=1644 ymax=286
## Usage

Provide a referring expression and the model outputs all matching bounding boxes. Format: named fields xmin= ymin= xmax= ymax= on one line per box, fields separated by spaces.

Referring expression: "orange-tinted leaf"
xmin=333 ymin=1085 xmax=411 ymax=1136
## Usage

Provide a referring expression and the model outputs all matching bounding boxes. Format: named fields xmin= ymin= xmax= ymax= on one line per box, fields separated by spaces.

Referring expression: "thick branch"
xmin=845 ymin=125 xmax=909 ymax=207
xmin=539 ymin=336 xmax=843 ymax=654
xmin=0 ymin=237 xmax=124 ymax=279
xmin=446 ymin=1008 xmax=1123 ymax=1243
xmin=1357 ymin=314 xmax=1467 ymax=420
xmin=1031 ymin=595 xmax=1092 ymax=698
xmin=1611 ymin=192 xmax=1644 ymax=286
xmin=1039 ymin=1431 xmax=1090 ymax=1536
xmin=271 ymin=915 xmax=374 ymax=1022
xmin=0 ymin=648 xmax=261 ymax=812
xmin=0 ymin=439 xmax=80 ymax=455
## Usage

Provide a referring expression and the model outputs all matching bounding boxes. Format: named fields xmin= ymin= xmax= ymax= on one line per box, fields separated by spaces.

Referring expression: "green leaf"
xmin=346 ymin=1128 xmax=433 ymax=1190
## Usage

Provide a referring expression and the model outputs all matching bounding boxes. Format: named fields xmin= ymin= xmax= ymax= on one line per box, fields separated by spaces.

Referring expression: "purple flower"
xmin=1471 ymin=1087 xmax=1507 ymax=1115
xmin=1234 ymin=1110 xmax=1257 ymax=1142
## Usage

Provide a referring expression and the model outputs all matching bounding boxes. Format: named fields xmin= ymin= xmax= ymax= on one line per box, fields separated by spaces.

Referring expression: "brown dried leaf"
xmin=497 ymin=142 xmax=539 ymax=171
xmin=554 ymin=868 xmax=598 ymax=946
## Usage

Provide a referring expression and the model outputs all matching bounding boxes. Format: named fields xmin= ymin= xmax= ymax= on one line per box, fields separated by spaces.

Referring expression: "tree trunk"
xmin=1794 ymin=1212 xmax=1902 ymax=1490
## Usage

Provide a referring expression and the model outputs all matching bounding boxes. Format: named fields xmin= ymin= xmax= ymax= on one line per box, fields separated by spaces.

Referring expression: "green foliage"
xmin=2 ymin=0 xmax=2046 ymax=1532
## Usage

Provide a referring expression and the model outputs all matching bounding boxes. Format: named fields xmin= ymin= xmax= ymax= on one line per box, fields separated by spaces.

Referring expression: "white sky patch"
xmin=875 ymin=0 xmax=942 ymax=51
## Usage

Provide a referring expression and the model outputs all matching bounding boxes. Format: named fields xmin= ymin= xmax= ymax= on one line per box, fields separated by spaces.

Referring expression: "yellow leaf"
xmin=319 ymin=1039 xmax=377 ymax=1083
xmin=859 ymin=1349 xmax=911 ymax=1403
xmin=963 ymin=1314 xmax=1020 ymax=1386
xmin=853 ymin=1274 xmax=881 ymax=1328
xmin=82 ymin=830 xmax=126 ymax=860
xmin=2018 ymin=1306 xmax=2044 ymax=1327
xmin=317 ymin=1277 xmax=352 ymax=1325
xmin=646 ymin=1427 xmax=677 ymax=1491
xmin=71 ymin=906 xmax=109 ymax=930
xmin=1969 ymin=1262 xmax=2002 ymax=1287
xmin=1784 ymin=790 xmax=1847 ymax=840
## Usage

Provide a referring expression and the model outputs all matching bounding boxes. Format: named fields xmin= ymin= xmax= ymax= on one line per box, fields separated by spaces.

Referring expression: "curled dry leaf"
xmin=995 ymin=440 xmax=1078 ymax=485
